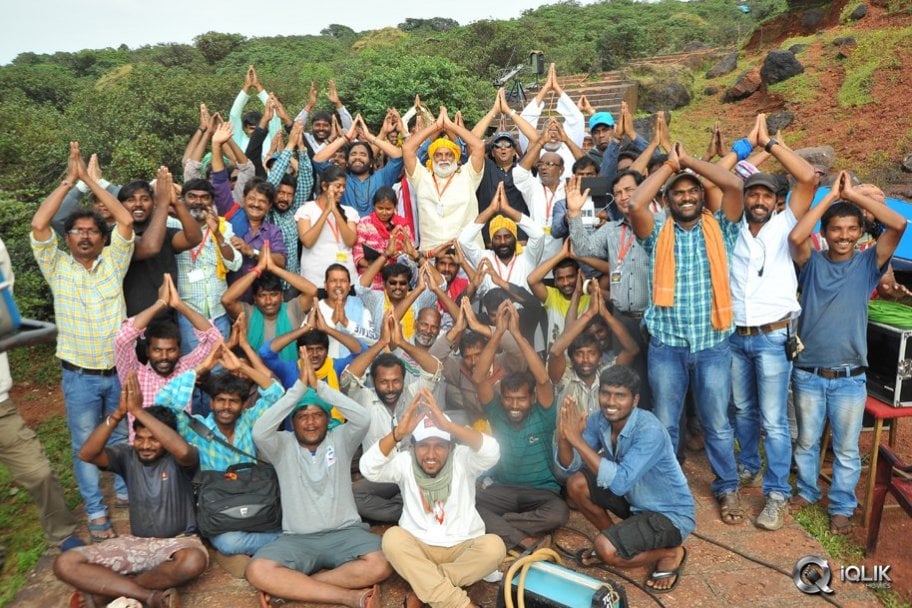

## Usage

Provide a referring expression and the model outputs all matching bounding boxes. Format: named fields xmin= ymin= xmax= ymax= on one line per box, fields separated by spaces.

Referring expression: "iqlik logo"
xmin=794 ymin=556 xmax=893 ymax=594
xmin=793 ymin=556 xmax=834 ymax=594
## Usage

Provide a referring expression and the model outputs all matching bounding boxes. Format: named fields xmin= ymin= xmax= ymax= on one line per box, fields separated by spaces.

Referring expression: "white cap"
xmin=411 ymin=415 xmax=452 ymax=443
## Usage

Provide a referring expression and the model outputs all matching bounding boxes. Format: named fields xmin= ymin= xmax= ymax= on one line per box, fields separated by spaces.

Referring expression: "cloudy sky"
xmin=1 ymin=0 xmax=591 ymax=65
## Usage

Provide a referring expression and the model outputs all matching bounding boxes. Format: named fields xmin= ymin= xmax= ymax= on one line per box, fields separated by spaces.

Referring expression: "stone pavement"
xmin=13 ymin=448 xmax=884 ymax=608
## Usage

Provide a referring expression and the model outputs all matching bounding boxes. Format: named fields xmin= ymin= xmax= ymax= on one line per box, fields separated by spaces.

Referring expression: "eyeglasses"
xmin=537 ymin=161 xmax=562 ymax=168
xmin=493 ymin=141 xmax=513 ymax=149
xmin=67 ymin=228 xmax=102 ymax=236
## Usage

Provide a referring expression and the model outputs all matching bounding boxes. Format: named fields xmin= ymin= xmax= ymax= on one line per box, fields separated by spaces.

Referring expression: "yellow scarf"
xmin=214 ymin=218 xmax=228 ymax=280
xmin=386 ymin=293 xmax=415 ymax=339
xmin=653 ymin=210 xmax=733 ymax=331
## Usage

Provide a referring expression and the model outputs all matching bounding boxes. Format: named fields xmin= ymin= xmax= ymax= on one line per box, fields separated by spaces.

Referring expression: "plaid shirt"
xmin=155 ymin=369 xmax=285 ymax=471
xmin=114 ymin=316 xmax=222 ymax=408
xmin=267 ymin=149 xmax=314 ymax=277
xmin=639 ymin=212 xmax=739 ymax=352
xmin=167 ymin=217 xmax=242 ymax=319
xmin=30 ymin=229 xmax=134 ymax=369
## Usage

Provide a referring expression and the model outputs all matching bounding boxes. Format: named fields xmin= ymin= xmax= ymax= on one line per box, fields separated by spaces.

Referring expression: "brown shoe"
xmin=788 ymin=495 xmax=813 ymax=512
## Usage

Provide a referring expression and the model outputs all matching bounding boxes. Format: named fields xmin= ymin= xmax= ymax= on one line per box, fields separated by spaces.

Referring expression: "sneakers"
xmin=738 ymin=466 xmax=764 ymax=488
xmin=756 ymin=492 xmax=788 ymax=531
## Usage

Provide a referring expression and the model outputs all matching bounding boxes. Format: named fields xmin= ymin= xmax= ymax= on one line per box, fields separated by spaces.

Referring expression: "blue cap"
xmin=491 ymin=131 xmax=517 ymax=146
xmin=589 ymin=112 xmax=615 ymax=129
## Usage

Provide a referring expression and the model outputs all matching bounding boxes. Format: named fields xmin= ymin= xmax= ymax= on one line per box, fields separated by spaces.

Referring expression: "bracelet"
xmin=663 ymin=161 xmax=678 ymax=173
xmin=250 ymin=267 xmax=262 ymax=278
xmin=731 ymin=138 xmax=753 ymax=162
xmin=106 ymin=415 xmax=121 ymax=428
xmin=391 ymin=427 xmax=400 ymax=442
xmin=509 ymin=109 xmax=516 ymax=117
xmin=764 ymin=138 xmax=778 ymax=153
xmin=156 ymin=299 xmax=167 ymax=308
xmin=198 ymin=127 xmax=206 ymax=133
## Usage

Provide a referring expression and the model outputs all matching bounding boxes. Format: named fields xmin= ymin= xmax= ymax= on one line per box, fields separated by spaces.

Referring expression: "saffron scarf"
xmin=653 ymin=210 xmax=733 ymax=331
xmin=297 ymin=358 xmax=344 ymax=426
xmin=386 ymin=293 xmax=415 ymax=340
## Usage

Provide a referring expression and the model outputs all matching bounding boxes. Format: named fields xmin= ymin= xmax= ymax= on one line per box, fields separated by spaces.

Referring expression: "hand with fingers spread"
xmin=565 ymin=174 xmax=591 ymax=218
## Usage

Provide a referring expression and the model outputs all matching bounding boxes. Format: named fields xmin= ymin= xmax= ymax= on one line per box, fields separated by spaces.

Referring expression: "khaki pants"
xmin=0 ymin=397 xmax=77 ymax=544
xmin=382 ymin=526 xmax=505 ymax=608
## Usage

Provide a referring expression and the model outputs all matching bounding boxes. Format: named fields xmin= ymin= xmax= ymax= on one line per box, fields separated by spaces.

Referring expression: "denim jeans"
xmin=649 ymin=336 xmax=739 ymax=495
xmin=177 ymin=313 xmax=231 ymax=417
xmin=61 ymin=367 xmax=128 ymax=521
xmin=792 ymin=368 xmax=866 ymax=517
xmin=729 ymin=329 xmax=793 ymax=496
xmin=209 ymin=529 xmax=281 ymax=556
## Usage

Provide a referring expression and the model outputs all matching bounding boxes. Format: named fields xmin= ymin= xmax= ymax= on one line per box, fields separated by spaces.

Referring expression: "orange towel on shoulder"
xmin=653 ymin=210 xmax=733 ymax=331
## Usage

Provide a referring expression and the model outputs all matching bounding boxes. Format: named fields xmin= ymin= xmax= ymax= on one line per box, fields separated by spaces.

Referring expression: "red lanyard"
xmin=319 ymin=200 xmax=342 ymax=244
xmin=189 ymin=228 xmax=211 ymax=262
xmin=543 ymin=185 xmax=557 ymax=221
xmin=432 ymin=173 xmax=457 ymax=199
xmin=616 ymin=225 xmax=635 ymax=266
xmin=493 ymin=255 xmax=517 ymax=283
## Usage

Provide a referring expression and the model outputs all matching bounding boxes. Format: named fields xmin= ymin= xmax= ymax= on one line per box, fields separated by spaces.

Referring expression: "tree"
xmin=194 ymin=32 xmax=246 ymax=65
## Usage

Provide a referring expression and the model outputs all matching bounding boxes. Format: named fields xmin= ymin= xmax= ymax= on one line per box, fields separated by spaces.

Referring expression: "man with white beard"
xmin=403 ymin=107 xmax=486 ymax=249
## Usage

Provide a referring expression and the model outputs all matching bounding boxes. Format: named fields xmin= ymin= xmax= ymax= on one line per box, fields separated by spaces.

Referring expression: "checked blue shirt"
xmin=638 ymin=212 xmax=740 ymax=352
xmin=155 ymin=369 xmax=285 ymax=471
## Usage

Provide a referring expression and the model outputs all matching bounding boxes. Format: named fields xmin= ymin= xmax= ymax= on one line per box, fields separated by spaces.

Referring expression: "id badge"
xmin=325 ymin=445 xmax=336 ymax=467
xmin=188 ymin=269 xmax=206 ymax=283
xmin=543 ymin=226 xmax=551 ymax=235
xmin=610 ymin=271 xmax=622 ymax=285
xmin=335 ymin=251 xmax=349 ymax=263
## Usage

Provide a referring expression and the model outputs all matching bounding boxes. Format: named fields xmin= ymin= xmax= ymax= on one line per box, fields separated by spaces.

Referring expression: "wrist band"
xmin=250 ymin=267 xmax=262 ymax=278
xmin=764 ymin=138 xmax=778 ymax=153
xmin=663 ymin=161 xmax=677 ymax=173
xmin=731 ymin=138 xmax=753 ymax=162
xmin=392 ymin=427 xmax=400 ymax=442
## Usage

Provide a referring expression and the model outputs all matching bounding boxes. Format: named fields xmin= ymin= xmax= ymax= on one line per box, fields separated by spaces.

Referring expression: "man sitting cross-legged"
xmin=556 ymin=365 xmax=694 ymax=594
xmin=54 ymin=372 xmax=208 ymax=608
xmin=360 ymin=389 xmax=505 ymax=608
xmin=155 ymin=341 xmax=285 ymax=558
xmin=471 ymin=304 xmax=569 ymax=554
xmin=246 ymin=346 xmax=389 ymax=608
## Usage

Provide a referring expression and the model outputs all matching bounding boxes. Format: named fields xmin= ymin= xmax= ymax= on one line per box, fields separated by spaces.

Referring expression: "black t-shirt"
xmin=104 ymin=443 xmax=198 ymax=538
xmin=123 ymin=225 xmax=180 ymax=317
xmin=476 ymin=158 xmax=530 ymax=243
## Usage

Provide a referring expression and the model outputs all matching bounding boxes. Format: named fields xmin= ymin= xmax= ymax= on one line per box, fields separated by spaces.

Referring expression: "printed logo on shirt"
xmin=326 ymin=446 xmax=336 ymax=467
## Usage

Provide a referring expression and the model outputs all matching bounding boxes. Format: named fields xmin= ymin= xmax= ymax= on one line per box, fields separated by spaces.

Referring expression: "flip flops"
xmin=646 ymin=547 xmax=687 ymax=594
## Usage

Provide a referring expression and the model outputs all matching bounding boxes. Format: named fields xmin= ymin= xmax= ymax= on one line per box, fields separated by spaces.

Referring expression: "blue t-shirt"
xmin=796 ymin=247 xmax=886 ymax=368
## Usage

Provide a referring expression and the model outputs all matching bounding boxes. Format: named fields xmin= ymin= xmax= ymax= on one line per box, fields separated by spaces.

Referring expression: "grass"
xmin=793 ymin=504 xmax=912 ymax=608
xmin=837 ymin=25 xmax=912 ymax=108
xmin=7 ymin=343 xmax=60 ymax=385
xmin=768 ymin=70 xmax=822 ymax=104
xmin=0 ymin=414 xmax=77 ymax=607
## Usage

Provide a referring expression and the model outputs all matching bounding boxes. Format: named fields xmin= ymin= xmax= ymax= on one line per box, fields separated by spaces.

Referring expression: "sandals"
xmin=147 ymin=588 xmax=180 ymax=608
xmin=360 ymin=584 xmax=381 ymax=608
xmin=88 ymin=517 xmax=117 ymax=543
xmin=718 ymin=491 xmax=744 ymax=525
xmin=69 ymin=591 xmax=98 ymax=608
xmin=646 ymin=547 xmax=687 ymax=594
xmin=829 ymin=514 xmax=853 ymax=536
xmin=575 ymin=548 xmax=602 ymax=567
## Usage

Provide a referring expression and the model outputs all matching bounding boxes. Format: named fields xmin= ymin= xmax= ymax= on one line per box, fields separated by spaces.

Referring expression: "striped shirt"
xmin=30 ymin=228 xmax=134 ymax=369
xmin=639 ymin=213 xmax=739 ymax=352
xmin=568 ymin=216 xmax=651 ymax=313
xmin=484 ymin=396 xmax=559 ymax=492
xmin=266 ymin=149 xmax=314 ymax=278
xmin=155 ymin=369 xmax=285 ymax=471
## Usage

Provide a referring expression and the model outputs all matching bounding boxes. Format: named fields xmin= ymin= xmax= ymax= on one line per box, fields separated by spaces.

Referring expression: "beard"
xmin=433 ymin=161 xmax=457 ymax=178
xmin=188 ymin=206 xmax=209 ymax=222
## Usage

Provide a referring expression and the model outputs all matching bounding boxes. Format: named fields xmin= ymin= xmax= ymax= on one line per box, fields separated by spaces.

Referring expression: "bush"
xmin=0 ymin=198 xmax=53 ymax=321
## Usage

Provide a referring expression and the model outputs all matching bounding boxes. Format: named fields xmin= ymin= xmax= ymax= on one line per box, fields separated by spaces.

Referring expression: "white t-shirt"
xmin=294 ymin=202 xmax=359 ymax=288
xmin=409 ymin=162 xmax=484 ymax=249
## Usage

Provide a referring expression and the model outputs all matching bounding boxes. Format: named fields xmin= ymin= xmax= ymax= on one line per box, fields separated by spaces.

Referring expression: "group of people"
xmin=4 ymin=61 xmax=906 ymax=608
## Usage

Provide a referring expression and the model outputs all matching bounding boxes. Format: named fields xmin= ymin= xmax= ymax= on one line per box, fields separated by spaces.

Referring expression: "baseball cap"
xmin=589 ymin=112 xmax=615 ymax=130
xmin=411 ymin=415 xmax=452 ymax=443
xmin=743 ymin=172 xmax=779 ymax=193
xmin=491 ymin=131 xmax=517 ymax=146
xmin=663 ymin=170 xmax=702 ymax=193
